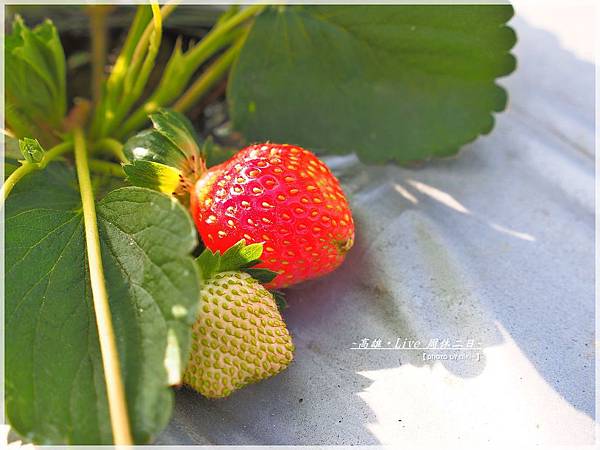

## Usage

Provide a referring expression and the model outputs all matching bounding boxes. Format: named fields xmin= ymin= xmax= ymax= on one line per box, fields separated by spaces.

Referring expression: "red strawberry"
xmin=190 ymin=143 xmax=354 ymax=289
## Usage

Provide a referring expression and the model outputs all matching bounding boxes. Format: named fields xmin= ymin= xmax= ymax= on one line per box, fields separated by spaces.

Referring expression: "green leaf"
xmin=18 ymin=137 xmax=45 ymax=163
xmin=229 ymin=5 xmax=516 ymax=163
xmin=5 ymin=163 xmax=201 ymax=444
xmin=6 ymin=16 xmax=66 ymax=144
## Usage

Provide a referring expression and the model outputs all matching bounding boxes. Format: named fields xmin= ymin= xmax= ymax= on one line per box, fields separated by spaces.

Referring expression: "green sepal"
xmin=123 ymin=109 xmax=204 ymax=193
xmin=19 ymin=137 xmax=45 ymax=163
xmin=244 ymin=268 xmax=278 ymax=285
xmin=149 ymin=109 xmax=202 ymax=158
xmin=272 ymin=291 xmax=288 ymax=312
xmin=196 ymin=247 xmax=221 ymax=282
xmin=123 ymin=124 xmax=191 ymax=170
xmin=122 ymin=109 xmax=243 ymax=196
xmin=196 ymin=239 xmax=279 ymax=285
xmin=123 ymin=160 xmax=181 ymax=195
xmin=220 ymin=240 xmax=263 ymax=270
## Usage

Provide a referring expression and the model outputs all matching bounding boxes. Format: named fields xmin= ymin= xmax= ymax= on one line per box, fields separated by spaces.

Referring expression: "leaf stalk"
xmin=87 ymin=6 xmax=114 ymax=103
xmin=73 ymin=128 xmax=133 ymax=445
xmin=2 ymin=140 xmax=73 ymax=201
xmin=89 ymin=159 xmax=126 ymax=178
xmin=92 ymin=138 xmax=128 ymax=163
xmin=118 ymin=4 xmax=265 ymax=138
xmin=173 ymin=30 xmax=248 ymax=113
xmin=91 ymin=2 xmax=177 ymax=138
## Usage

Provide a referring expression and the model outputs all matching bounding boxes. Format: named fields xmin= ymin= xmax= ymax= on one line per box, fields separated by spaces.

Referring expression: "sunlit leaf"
xmin=5 ymin=163 xmax=201 ymax=444
xmin=229 ymin=5 xmax=516 ymax=163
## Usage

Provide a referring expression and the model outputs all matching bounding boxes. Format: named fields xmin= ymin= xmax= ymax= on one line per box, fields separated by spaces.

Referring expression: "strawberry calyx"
xmin=334 ymin=236 xmax=355 ymax=255
xmin=122 ymin=109 xmax=236 ymax=201
xmin=196 ymin=239 xmax=279 ymax=285
xmin=196 ymin=239 xmax=288 ymax=311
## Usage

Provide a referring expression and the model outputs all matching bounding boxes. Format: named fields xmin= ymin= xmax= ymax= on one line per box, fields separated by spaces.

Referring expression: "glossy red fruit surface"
xmin=190 ymin=143 xmax=355 ymax=289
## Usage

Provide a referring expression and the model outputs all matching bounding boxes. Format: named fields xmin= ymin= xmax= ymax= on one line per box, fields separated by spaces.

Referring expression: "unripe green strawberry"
xmin=184 ymin=240 xmax=294 ymax=398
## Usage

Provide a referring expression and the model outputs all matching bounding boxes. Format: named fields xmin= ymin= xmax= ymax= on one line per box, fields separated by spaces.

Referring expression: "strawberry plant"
xmin=3 ymin=4 xmax=517 ymax=445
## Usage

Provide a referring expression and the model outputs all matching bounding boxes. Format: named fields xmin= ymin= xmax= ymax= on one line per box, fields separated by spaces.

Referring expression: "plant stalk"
xmin=88 ymin=6 xmax=113 ymax=103
xmin=91 ymin=2 xmax=177 ymax=139
xmin=73 ymin=128 xmax=133 ymax=445
xmin=90 ymin=5 xmax=151 ymax=137
xmin=2 ymin=140 xmax=73 ymax=201
xmin=2 ymin=164 xmax=36 ymax=202
xmin=92 ymin=138 xmax=128 ymax=163
xmin=128 ymin=2 xmax=177 ymax=76
xmin=118 ymin=4 xmax=265 ymax=138
xmin=89 ymin=159 xmax=126 ymax=178
xmin=100 ymin=3 xmax=164 ymax=138
xmin=182 ymin=4 xmax=261 ymax=72
xmin=173 ymin=33 xmax=246 ymax=113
